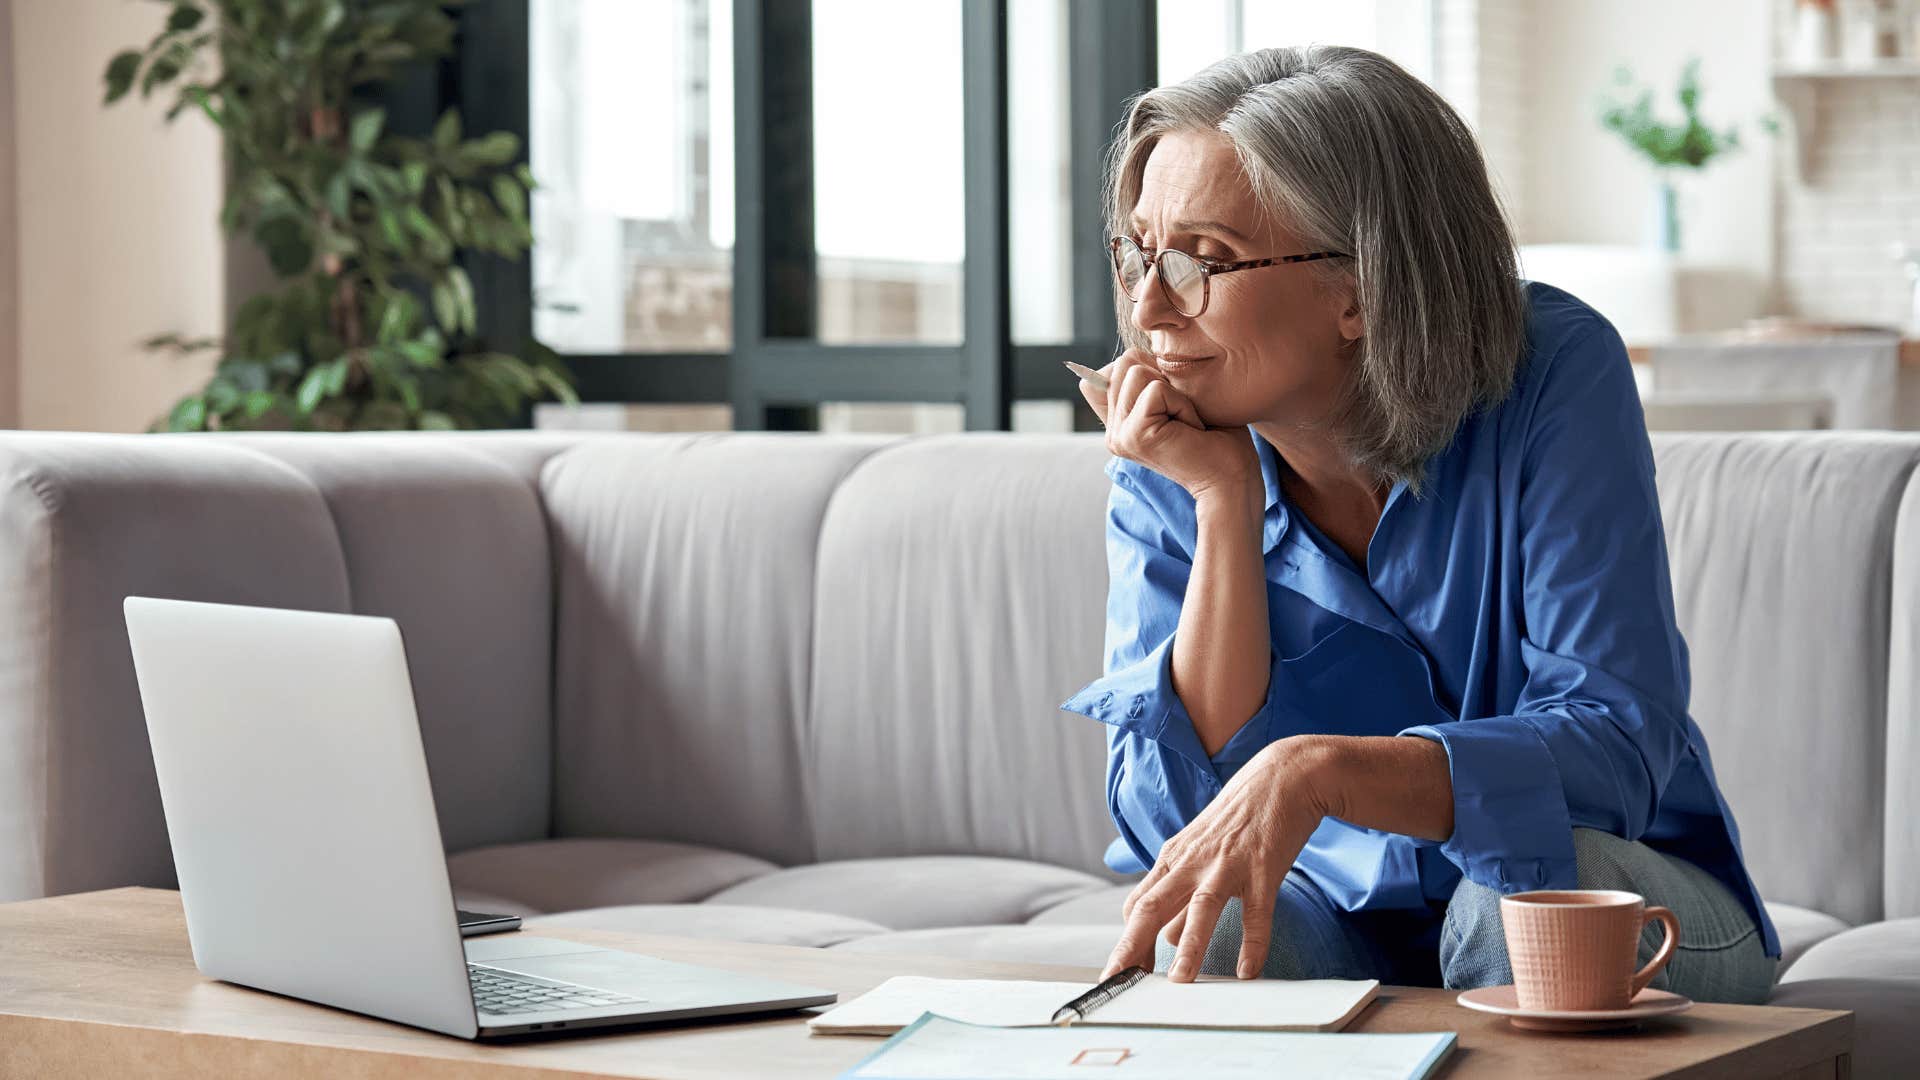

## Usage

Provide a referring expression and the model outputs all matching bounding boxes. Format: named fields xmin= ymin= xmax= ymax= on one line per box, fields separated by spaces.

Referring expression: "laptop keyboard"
xmin=468 ymin=962 xmax=645 ymax=1015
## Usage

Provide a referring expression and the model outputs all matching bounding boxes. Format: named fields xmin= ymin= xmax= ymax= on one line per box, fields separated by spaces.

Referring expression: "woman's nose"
xmin=1129 ymin=263 xmax=1186 ymax=335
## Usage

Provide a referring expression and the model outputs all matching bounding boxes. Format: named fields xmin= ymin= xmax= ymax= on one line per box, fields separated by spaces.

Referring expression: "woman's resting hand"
xmin=1077 ymin=348 xmax=1259 ymax=503
xmin=1101 ymin=735 xmax=1336 ymax=982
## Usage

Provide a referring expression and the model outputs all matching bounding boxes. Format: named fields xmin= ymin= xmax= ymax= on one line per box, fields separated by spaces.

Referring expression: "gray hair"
xmin=1107 ymin=46 xmax=1526 ymax=495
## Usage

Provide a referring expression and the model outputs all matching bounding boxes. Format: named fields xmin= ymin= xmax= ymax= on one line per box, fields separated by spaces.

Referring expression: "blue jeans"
xmin=1153 ymin=828 xmax=1779 ymax=1005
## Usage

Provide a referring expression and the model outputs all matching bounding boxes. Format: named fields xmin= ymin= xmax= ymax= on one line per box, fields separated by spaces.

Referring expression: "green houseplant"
xmin=1597 ymin=58 xmax=1764 ymax=254
xmin=105 ymin=0 xmax=576 ymax=432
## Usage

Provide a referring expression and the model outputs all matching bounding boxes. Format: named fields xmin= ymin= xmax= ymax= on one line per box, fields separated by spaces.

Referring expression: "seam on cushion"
xmin=204 ymin=440 xmax=356 ymax=612
xmin=801 ymin=434 xmax=911 ymax=866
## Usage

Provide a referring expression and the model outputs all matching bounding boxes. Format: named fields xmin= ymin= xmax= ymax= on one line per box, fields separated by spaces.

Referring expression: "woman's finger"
xmin=1136 ymin=377 xmax=1205 ymax=431
xmin=1162 ymin=908 xmax=1188 ymax=947
xmin=1078 ymin=378 xmax=1109 ymax=426
xmin=1114 ymin=363 xmax=1157 ymax=424
xmin=1169 ymin=878 xmax=1232 ymax=983
xmin=1121 ymin=858 xmax=1171 ymax=921
xmin=1104 ymin=870 xmax=1192 ymax=979
xmin=1235 ymin=880 xmax=1277 ymax=980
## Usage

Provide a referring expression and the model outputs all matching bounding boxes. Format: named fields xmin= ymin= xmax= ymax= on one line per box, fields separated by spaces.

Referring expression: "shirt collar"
xmin=1251 ymin=427 xmax=1282 ymax=513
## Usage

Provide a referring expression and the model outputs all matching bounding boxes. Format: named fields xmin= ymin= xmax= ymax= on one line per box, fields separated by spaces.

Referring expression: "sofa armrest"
xmin=0 ymin=434 xmax=350 ymax=902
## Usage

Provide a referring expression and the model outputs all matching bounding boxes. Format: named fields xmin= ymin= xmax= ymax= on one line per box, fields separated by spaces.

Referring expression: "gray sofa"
xmin=1 ymin=429 xmax=1916 ymax=1073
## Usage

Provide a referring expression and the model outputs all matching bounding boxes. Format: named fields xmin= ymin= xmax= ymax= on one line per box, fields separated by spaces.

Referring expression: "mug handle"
xmin=1629 ymin=905 xmax=1681 ymax=997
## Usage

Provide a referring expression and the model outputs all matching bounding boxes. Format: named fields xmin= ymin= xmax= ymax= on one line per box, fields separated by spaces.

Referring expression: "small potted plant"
xmin=1597 ymin=58 xmax=1763 ymax=254
xmin=104 ymin=0 xmax=576 ymax=432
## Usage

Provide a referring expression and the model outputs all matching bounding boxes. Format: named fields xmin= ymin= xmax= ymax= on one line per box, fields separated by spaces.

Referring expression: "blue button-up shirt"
xmin=1059 ymin=281 xmax=1780 ymax=959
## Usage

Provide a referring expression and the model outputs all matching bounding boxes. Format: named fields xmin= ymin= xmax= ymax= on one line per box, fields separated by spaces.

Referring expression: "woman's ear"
xmin=1336 ymin=290 xmax=1364 ymax=344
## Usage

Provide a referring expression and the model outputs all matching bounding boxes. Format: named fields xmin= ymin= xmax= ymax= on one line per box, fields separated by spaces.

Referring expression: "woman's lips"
xmin=1155 ymin=354 xmax=1213 ymax=373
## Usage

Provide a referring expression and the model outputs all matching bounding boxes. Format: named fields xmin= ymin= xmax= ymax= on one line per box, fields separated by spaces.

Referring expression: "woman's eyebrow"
xmin=1126 ymin=217 xmax=1251 ymax=243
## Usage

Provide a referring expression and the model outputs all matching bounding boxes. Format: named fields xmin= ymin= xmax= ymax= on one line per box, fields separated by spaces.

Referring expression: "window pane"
xmin=1009 ymin=0 xmax=1073 ymax=345
xmin=531 ymin=0 xmax=733 ymax=353
xmin=812 ymin=0 xmax=965 ymax=345
xmin=1158 ymin=1 xmax=1434 ymax=86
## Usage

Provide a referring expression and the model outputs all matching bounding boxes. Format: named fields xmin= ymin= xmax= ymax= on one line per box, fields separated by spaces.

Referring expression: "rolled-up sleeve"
xmin=1400 ymin=321 xmax=1692 ymax=893
xmin=1059 ymin=460 xmax=1281 ymax=873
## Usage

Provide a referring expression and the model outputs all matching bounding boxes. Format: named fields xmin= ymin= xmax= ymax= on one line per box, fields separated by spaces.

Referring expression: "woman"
xmin=1060 ymin=45 xmax=1778 ymax=1002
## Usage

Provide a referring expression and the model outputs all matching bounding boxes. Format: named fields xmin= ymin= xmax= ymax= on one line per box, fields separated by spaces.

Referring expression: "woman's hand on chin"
xmin=1079 ymin=348 xmax=1259 ymax=504
xmin=1100 ymin=735 xmax=1339 ymax=983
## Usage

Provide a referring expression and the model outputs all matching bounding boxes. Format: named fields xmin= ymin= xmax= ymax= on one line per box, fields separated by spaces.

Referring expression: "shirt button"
xmin=1126 ymin=696 xmax=1145 ymax=719
xmin=1098 ymin=692 xmax=1114 ymax=708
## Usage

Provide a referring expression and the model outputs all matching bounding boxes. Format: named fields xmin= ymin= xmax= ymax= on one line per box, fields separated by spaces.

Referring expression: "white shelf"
xmin=1769 ymin=60 xmax=1920 ymax=183
xmin=1772 ymin=59 xmax=1920 ymax=79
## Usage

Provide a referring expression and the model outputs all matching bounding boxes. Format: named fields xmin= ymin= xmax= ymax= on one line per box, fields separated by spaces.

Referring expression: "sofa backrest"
xmin=0 ymin=431 xmax=579 ymax=902
xmin=5 ymin=428 xmax=1919 ymax=923
xmin=1652 ymin=434 xmax=1920 ymax=925
xmin=540 ymin=433 xmax=895 ymax=867
xmin=805 ymin=434 xmax=1117 ymax=876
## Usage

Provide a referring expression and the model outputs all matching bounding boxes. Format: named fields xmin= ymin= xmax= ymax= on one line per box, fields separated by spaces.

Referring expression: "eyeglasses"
xmin=1109 ymin=235 xmax=1349 ymax=318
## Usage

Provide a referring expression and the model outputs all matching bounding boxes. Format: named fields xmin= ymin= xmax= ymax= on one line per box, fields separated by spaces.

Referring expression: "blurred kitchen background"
xmin=4 ymin=0 xmax=1919 ymax=436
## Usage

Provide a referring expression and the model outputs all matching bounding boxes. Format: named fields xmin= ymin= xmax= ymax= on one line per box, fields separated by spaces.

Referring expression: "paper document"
xmin=809 ymin=974 xmax=1378 ymax=1036
xmin=840 ymin=1014 xmax=1457 ymax=1080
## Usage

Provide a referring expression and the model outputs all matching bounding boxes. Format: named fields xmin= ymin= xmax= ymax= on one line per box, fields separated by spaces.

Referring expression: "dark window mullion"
xmin=961 ymin=0 xmax=1012 ymax=431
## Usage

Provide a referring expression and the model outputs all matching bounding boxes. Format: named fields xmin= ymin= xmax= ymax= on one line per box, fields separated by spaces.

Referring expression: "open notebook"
xmin=808 ymin=975 xmax=1379 ymax=1036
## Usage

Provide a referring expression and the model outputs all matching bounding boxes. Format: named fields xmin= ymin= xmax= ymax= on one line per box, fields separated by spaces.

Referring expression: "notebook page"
xmin=808 ymin=977 xmax=1088 ymax=1033
xmin=1087 ymin=976 xmax=1380 ymax=1031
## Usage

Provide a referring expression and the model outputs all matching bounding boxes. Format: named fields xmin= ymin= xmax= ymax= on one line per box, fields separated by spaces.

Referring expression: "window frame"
xmin=441 ymin=0 xmax=1156 ymax=431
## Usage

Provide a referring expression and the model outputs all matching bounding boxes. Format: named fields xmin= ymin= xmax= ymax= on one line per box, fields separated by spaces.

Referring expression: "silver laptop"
xmin=122 ymin=596 xmax=836 ymax=1039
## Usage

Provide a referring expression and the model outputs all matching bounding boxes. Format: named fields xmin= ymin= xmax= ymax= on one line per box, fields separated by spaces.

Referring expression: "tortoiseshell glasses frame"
xmin=1109 ymin=234 xmax=1350 ymax=318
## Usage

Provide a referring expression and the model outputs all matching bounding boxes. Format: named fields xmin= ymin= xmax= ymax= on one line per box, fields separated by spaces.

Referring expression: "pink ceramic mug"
xmin=1499 ymin=889 xmax=1680 ymax=1012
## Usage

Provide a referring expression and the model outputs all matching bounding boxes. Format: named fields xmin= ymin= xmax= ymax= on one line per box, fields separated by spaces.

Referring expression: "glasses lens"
xmin=1112 ymin=239 xmax=1148 ymax=299
xmin=1158 ymin=249 xmax=1206 ymax=315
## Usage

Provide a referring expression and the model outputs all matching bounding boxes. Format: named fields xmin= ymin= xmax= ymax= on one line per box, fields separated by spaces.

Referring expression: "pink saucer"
xmin=1456 ymin=985 xmax=1693 ymax=1032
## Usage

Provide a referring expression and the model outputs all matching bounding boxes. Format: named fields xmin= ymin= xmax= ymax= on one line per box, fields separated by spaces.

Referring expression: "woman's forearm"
xmin=1173 ymin=481 xmax=1270 ymax=757
xmin=1305 ymin=734 xmax=1454 ymax=842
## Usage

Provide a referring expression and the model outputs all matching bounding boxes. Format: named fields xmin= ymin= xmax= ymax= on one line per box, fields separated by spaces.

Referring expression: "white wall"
xmin=10 ymin=0 xmax=225 ymax=432
xmin=1513 ymin=0 xmax=1776 ymax=320
xmin=0 ymin=2 xmax=18 ymax=428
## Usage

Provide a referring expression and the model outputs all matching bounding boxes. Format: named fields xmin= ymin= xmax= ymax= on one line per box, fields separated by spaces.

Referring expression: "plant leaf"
xmin=418 ymin=410 xmax=457 ymax=431
xmin=447 ymin=265 xmax=476 ymax=334
xmin=463 ymin=131 xmax=519 ymax=167
xmin=104 ymin=50 xmax=143 ymax=104
xmin=432 ymin=109 xmax=462 ymax=150
xmin=166 ymin=4 xmax=204 ymax=33
xmin=349 ymin=107 xmax=385 ymax=153
xmin=296 ymin=366 xmax=329 ymax=414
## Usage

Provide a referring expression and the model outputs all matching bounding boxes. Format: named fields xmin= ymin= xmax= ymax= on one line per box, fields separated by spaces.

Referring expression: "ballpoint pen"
xmin=1050 ymin=965 xmax=1148 ymax=1026
xmin=1063 ymin=360 xmax=1110 ymax=394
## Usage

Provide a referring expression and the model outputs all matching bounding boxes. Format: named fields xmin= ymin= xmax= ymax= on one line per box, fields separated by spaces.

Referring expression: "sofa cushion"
xmin=0 ymin=435 xmax=354 ymax=903
xmin=1764 ymin=902 xmax=1851 ymax=975
xmin=1653 ymin=433 xmax=1920 ymax=925
xmin=224 ymin=434 xmax=561 ymax=855
xmin=1767 ymin=978 xmax=1920 ymax=1079
xmin=806 ymin=435 xmax=1121 ymax=876
xmin=1027 ymin=885 xmax=1132 ymax=925
xmin=446 ymin=838 xmax=777 ymax=914
xmin=541 ymin=434 xmax=894 ymax=866
xmin=831 ymin=925 xmax=1116 ymax=968
xmin=1776 ymin=916 xmax=1920 ymax=984
xmin=704 ymin=856 xmax=1109 ymax=930
xmin=526 ymin=904 xmax=887 ymax=949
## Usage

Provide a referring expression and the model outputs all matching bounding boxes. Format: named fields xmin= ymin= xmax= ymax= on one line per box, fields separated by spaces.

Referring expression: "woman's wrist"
xmin=1191 ymin=468 xmax=1264 ymax=536
xmin=1262 ymin=734 xmax=1348 ymax=820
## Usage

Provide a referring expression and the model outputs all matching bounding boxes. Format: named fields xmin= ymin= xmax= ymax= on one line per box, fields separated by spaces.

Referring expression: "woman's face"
xmin=1125 ymin=129 xmax=1360 ymax=429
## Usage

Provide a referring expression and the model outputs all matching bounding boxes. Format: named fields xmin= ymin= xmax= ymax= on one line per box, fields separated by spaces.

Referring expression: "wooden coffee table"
xmin=0 ymin=888 xmax=1851 ymax=1078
